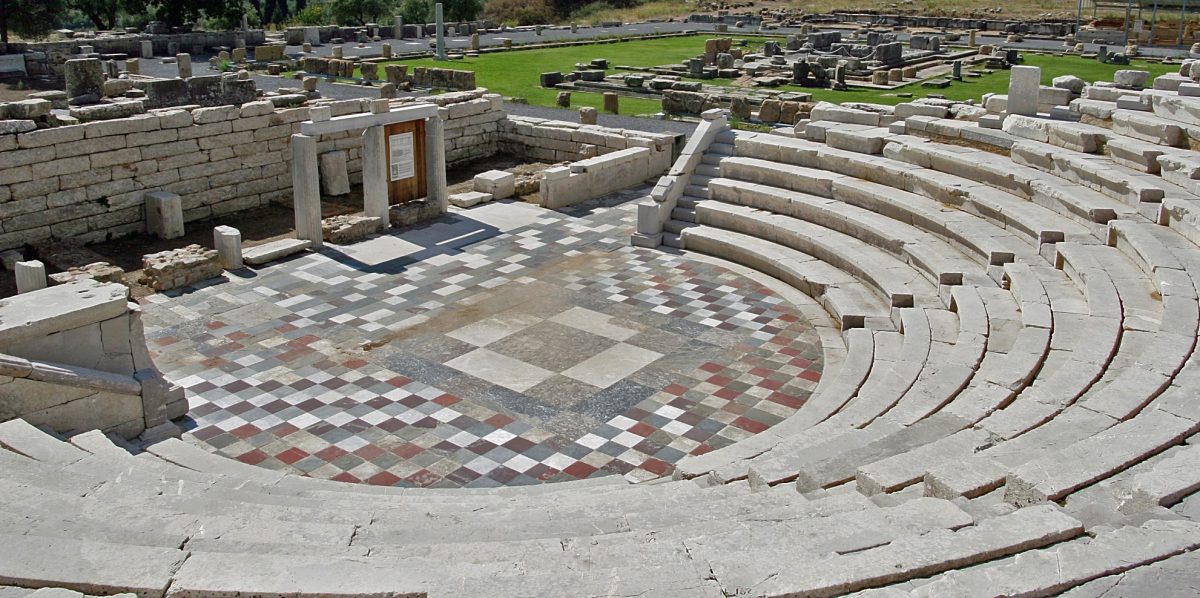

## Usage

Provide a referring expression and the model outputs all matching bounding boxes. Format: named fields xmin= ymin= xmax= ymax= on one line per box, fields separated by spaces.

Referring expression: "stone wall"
xmin=0 ymin=279 xmax=181 ymax=439
xmin=499 ymin=116 xmax=677 ymax=167
xmin=0 ymin=88 xmax=679 ymax=252
xmin=9 ymin=31 xmax=268 ymax=77
xmin=0 ymin=90 xmax=506 ymax=251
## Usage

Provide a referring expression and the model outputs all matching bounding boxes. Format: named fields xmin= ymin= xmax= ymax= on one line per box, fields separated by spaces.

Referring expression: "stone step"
xmin=0 ymin=533 xmax=186 ymax=597
xmin=710 ymin=504 xmax=1083 ymax=597
xmin=693 ymin=163 xmax=721 ymax=178
xmin=700 ymin=153 xmax=723 ymax=166
xmin=707 ymin=176 xmax=977 ymax=290
xmin=1005 ymin=408 xmax=1200 ymax=506
xmin=1001 ymin=114 xmax=1112 ymax=153
xmin=670 ymin=206 xmax=695 ymax=223
xmin=0 ymin=420 xmax=88 ymax=466
xmin=1112 ymin=109 xmax=1187 ymax=147
xmin=824 ymin=126 xmax=894 ymax=155
xmin=739 ymin=325 xmax=934 ymax=486
xmin=694 ymin=196 xmax=926 ymax=310
xmin=663 ymin=219 xmax=694 ymax=235
xmin=880 ymin=138 xmax=1097 ymax=246
xmin=683 ymin=184 xmax=708 ymax=199
xmin=1106 ymin=135 xmax=1171 ymax=173
xmin=708 ymin=142 xmax=735 ymax=156
xmin=1149 ymin=92 xmax=1200 ymax=128
xmin=911 ymin=519 xmax=1200 ymax=596
xmin=680 ymin=223 xmax=892 ymax=329
xmin=1121 ymin=439 xmax=1200 ymax=512
xmin=242 ymin=238 xmax=313 ymax=266
xmin=830 ymin=176 xmax=1036 ymax=267
xmin=1012 ymin=139 xmax=1188 ymax=208
xmin=57 ymin=432 xmax=738 ymax=516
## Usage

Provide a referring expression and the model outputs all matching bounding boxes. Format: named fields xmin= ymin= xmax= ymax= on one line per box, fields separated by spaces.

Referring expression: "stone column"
xmin=291 ymin=134 xmax=324 ymax=247
xmin=140 ymin=40 xmax=153 ymax=58
xmin=214 ymin=226 xmax=243 ymax=270
xmin=1007 ymin=65 xmax=1041 ymax=116
xmin=176 ymin=53 xmax=192 ymax=78
xmin=434 ymin=3 xmax=447 ymax=61
xmin=425 ymin=112 xmax=448 ymax=212
xmin=362 ymin=125 xmax=390 ymax=223
xmin=394 ymin=16 xmax=404 ymax=39
xmin=14 ymin=260 xmax=46 ymax=294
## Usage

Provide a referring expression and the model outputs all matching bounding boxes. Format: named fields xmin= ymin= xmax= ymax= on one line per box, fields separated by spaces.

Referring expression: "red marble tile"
xmin=562 ymin=461 xmax=598 ymax=478
xmin=236 ymin=449 xmax=268 ymax=465
xmin=366 ymin=471 xmax=403 ymax=486
xmin=275 ymin=447 xmax=308 ymax=465
xmin=733 ymin=417 xmax=769 ymax=434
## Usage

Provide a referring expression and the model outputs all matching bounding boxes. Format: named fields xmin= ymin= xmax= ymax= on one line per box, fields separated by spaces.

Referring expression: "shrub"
xmin=482 ymin=0 xmax=553 ymax=26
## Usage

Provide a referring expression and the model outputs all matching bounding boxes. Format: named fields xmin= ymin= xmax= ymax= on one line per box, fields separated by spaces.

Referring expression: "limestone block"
xmin=14 ymin=260 xmax=47 ymax=294
xmin=145 ymin=191 xmax=185 ymax=240
xmin=213 ymin=225 xmax=243 ymax=270
xmin=474 ymin=170 xmax=515 ymax=199
xmin=1007 ymin=65 xmax=1041 ymax=116
xmin=321 ymin=214 xmax=383 ymax=244
xmin=603 ymin=92 xmax=619 ymax=114
xmin=48 ymin=262 xmax=125 ymax=286
xmin=318 ymin=150 xmax=351 ymax=196
xmin=176 ymin=53 xmax=192 ymax=79
xmin=449 ymin=191 xmax=492 ymax=208
xmin=1114 ymin=69 xmax=1150 ymax=89
xmin=64 ymin=58 xmax=103 ymax=103
xmin=1052 ymin=74 xmax=1086 ymax=94
xmin=579 ymin=107 xmax=598 ymax=125
xmin=139 ymin=245 xmax=221 ymax=292
xmin=140 ymin=40 xmax=154 ymax=58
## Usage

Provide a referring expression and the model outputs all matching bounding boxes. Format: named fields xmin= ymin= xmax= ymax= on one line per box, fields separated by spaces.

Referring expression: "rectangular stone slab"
xmin=0 ymin=280 xmax=128 ymax=346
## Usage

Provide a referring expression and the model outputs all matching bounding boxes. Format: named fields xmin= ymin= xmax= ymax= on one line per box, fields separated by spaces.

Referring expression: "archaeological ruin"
xmin=2 ymin=1 xmax=1200 ymax=596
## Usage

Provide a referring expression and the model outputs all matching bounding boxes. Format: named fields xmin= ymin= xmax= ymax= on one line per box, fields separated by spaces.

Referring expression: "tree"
xmin=0 ymin=0 xmax=65 ymax=43
xmin=327 ymin=0 xmax=391 ymax=25
xmin=443 ymin=0 xmax=481 ymax=22
xmin=69 ymin=0 xmax=148 ymax=30
xmin=397 ymin=0 xmax=430 ymax=24
xmin=144 ymin=0 xmax=238 ymax=28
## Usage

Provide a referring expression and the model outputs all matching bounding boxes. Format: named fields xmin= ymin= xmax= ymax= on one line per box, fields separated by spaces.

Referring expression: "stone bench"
xmin=909 ymin=519 xmax=1200 ymax=596
xmin=696 ymin=200 xmax=926 ymax=312
xmin=679 ymin=224 xmax=892 ymax=330
xmin=709 ymin=175 xmax=977 ymax=290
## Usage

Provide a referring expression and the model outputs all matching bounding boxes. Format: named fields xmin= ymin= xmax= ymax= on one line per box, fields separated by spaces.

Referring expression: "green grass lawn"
xmin=389 ymin=36 xmax=714 ymax=115
xmin=370 ymin=36 xmax=1178 ymax=115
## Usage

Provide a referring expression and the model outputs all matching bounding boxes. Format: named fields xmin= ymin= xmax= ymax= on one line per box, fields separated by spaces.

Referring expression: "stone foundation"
xmin=139 ymin=244 xmax=221 ymax=291
xmin=322 ymin=214 xmax=384 ymax=244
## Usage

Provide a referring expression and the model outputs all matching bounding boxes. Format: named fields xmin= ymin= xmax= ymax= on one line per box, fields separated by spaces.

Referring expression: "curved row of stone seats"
xmin=667 ymin=103 xmax=1200 ymax=518
xmin=930 ymin=266 xmax=1188 ymax=502
xmin=0 ymin=419 xmax=1113 ymax=597
xmin=671 ymin=131 xmax=1084 ymax=466
xmin=668 ymin=135 xmax=1041 ymax=489
xmin=885 ymin=135 xmax=1145 ymax=228
xmin=735 ymin=131 xmax=1094 ymax=255
xmin=866 ymin=519 xmax=1200 ymax=596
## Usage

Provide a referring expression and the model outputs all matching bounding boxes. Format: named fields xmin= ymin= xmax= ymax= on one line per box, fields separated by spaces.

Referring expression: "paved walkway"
xmin=141 ymin=190 xmax=823 ymax=488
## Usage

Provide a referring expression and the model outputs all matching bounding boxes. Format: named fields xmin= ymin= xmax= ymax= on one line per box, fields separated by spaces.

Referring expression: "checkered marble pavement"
xmin=142 ymin=190 xmax=824 ymax=488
